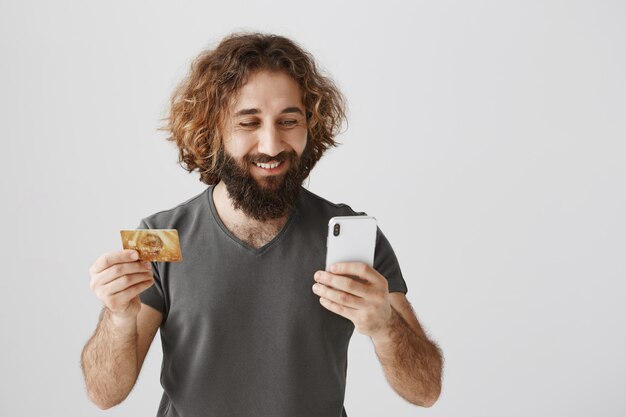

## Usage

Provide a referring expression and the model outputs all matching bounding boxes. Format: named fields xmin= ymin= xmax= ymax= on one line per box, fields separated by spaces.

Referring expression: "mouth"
xmin=252 ymin=160 xmax=286 ymax=174
xmin=255 ymin=161 xmax=282 ymax=169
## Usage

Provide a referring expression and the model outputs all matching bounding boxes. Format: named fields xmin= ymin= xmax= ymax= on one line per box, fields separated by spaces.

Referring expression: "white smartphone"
xmin=325 ymin=215 xmax=377 ymax=271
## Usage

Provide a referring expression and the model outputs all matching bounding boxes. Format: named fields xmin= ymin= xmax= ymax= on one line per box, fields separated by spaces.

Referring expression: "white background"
xmin=1 ymin=0 xmax=624 ymax=416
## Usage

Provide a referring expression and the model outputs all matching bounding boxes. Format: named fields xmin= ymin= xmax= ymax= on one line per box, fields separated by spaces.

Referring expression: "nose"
xmin=256 ymin=123 xmax=285 ymax=157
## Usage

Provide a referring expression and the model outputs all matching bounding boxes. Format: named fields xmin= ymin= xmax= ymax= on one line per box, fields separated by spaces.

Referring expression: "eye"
xmin=279 ymin=119 xmax=298 ymax=127
xmin=239 ymin=121 xmax=259 ymax=128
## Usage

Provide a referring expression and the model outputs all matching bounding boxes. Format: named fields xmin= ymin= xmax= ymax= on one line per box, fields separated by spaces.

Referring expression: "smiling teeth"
xmin=256 ymin=161 xmax=281 ymax=169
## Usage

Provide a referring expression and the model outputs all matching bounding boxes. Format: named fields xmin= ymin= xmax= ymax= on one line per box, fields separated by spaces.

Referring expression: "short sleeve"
xmin=136 ymin=218 xmax=167 ymax=315
xmin=374 ymin=226 xmax=408 ymax=294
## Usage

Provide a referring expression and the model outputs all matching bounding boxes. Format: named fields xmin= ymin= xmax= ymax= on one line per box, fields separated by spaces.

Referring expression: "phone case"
xmin=325 ymin=215 xmax=377 ymax=271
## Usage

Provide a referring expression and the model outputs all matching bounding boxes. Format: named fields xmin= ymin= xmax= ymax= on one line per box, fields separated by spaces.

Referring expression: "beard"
xmin=216 ymin=143 xmax=313 ymax=222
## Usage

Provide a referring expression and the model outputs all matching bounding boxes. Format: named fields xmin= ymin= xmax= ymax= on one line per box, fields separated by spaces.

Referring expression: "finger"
xmin=96 ymin=260 xmax=152 ymax=287
xmin=318 ymin=296 xmax=357 ymax=322
xmin=314 ymin=271 xmax=369 ymax=298
xmin=90 ymin=250 xmax=139 ymax=274
xmin=104 ymin=271 xmax=154 ymax=296
xmin=109 ymin=279 xmax=155 ymax=308
xmin=312 ymin=283 xmax=366 ymax=309
xmin=328 ymin=262 xmax=380 ymax=284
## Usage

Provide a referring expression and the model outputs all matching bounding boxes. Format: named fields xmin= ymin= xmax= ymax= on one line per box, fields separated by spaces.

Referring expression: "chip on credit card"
xmin=120 ymin=229 xmax=182 ymax=262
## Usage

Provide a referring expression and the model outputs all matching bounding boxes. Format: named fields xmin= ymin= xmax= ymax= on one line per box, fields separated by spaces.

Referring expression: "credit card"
xmin=120 ymin=229 xmax=182 ymax=262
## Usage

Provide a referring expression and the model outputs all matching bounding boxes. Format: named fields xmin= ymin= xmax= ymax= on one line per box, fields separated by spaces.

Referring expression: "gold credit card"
xmin=120 ymin=229 xmax=182 ymax=262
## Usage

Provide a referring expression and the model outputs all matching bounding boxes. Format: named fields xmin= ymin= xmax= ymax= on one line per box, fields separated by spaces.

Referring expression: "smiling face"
xmin=222 ymin=70 xmax=309 ymax=185
xmin=217 ymin=70 xmax=313 ymax=221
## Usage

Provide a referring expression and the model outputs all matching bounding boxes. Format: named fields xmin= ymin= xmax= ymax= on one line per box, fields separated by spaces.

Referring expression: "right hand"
xmin=89 ymin=250 xmax=154 ymax=321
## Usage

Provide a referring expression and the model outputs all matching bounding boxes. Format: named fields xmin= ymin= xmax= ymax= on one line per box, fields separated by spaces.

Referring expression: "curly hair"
xmin=161 ymin=31 xmax=348 ymax=185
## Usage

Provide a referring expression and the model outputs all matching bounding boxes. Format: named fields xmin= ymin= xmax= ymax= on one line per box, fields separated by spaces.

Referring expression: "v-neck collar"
xmin=207 ymin=185 xmax=300 ymax=255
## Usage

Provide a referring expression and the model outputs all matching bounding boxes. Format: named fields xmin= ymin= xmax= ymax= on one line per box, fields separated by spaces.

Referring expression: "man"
xmin=81 ymin=32 xmax=443 ymax=416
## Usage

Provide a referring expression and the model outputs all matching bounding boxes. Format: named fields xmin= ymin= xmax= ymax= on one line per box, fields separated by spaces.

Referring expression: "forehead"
xmin=230 ymin=70 xmax=304 ymax=113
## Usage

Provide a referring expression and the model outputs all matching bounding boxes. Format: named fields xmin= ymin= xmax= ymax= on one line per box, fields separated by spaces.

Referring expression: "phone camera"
xmin=333 ymin=223 xmax=340 ymax=236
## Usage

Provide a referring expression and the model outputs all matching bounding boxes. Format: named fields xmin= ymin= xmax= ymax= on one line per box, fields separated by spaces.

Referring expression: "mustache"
xmin=243 ymin=151 xmax=296 ymax=164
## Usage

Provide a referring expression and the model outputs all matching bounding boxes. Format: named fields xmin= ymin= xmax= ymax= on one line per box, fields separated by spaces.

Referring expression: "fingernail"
xmin=130 ymin=251 xmax=139 ymax=260
xmin=142 ymin=261 xmax=151 ymax=268
xmin=330 ymin=264 xmax=338 ymax=273
xmin=314 ymin=272 xmax=320 ymax=281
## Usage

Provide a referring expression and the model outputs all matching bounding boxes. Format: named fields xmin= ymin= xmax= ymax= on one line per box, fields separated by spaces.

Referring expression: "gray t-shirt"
xmin=138 ymin=185 xmax=408 ymax=417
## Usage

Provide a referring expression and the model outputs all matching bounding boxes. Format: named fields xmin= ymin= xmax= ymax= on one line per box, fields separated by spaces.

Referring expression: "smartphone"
xmin=325 ymin=215 xmax=377 ymax=271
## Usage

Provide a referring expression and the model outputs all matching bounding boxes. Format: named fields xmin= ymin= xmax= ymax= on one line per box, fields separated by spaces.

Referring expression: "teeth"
xmin=255 ymin=161 xmax=281 ymax=169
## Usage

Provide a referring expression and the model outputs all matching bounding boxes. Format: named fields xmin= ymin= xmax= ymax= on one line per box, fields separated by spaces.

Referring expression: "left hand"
xmin=312 ymin=262 xmax=393 ymax=338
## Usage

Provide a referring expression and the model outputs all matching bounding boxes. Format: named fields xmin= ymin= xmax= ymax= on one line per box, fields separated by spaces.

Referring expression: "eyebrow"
xmin=234 ymin=106 xmax=304 ymax=117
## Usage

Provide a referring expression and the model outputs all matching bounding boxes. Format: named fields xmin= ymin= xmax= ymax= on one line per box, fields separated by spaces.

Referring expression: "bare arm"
xmin=81 ymin=304 xmax=162 ymax=409
xmin=312 ymin=264 xmax=444 ymax=407
xmin=371 ymin=293 xmax=443 ymax=407
xmin=81 ymin=308 xmax=138 ymax=409
xmin=81 ymin=250 xmax=162 ymax=409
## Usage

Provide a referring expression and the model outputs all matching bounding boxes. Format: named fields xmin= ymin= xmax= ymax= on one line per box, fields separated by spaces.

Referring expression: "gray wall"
xmin=1 ymin=0 xmax=624 ymax=415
